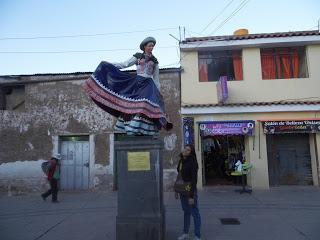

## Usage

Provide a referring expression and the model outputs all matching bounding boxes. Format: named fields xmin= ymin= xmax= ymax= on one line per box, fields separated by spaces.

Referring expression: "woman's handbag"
xmin=174 ymin=161 xmax=192 ymax=196
xmin=174 ymin=173 xmax=192 ymax=196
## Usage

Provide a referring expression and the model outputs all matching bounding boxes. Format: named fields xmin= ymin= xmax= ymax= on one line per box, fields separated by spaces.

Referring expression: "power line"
xmin=0 ymin=27 xmax=177 ymax=41
xmin=184 ymin=0 xmax=235 ymax=38
xmin=175 ymin=0 xmax=243 ymax=67
xmin=184 ymin=29 xmax=202 ymax=37
xmin=200 ymin=0 xmax=235 ymax=34
xmin=0 ymin=46 xmax=177 ymax=54
xmin=159 ymin=61 xmax=180 ymax=68
xmin=208 ymin=0 xmax=250 ymax=36
xmin=180 ymin=0 xmax=251 ymax=63
xmin=307 ymin=25 xmax=319 ymax=31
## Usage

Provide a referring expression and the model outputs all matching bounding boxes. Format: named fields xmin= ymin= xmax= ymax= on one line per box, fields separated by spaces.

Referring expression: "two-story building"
xmin=180 ymin=30 xmax=320 ymax=189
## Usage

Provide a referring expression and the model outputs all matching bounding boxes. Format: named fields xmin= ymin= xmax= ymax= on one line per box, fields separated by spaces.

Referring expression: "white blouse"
xmin=113 ymin=55 xmax=160 ymax=90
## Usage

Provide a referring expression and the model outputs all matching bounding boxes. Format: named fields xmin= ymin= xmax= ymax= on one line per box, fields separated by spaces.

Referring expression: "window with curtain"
xmin=260 ymin=47 xmax=308 ymax=80
xmin=198 ymin=50 xmax=243 ymax=82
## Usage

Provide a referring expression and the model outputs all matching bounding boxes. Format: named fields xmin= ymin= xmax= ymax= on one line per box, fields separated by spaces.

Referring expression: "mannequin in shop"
xmin=235 ymin=160 xmax=243 ymax=172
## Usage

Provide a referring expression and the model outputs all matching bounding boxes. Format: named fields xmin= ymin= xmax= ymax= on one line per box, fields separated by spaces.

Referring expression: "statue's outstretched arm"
xmin=113 ymin=56 xmax=137 ymax=69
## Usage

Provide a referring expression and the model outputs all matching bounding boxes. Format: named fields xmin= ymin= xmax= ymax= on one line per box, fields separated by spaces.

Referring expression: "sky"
xmin=0 ymin=0 xmax=319 ymax=75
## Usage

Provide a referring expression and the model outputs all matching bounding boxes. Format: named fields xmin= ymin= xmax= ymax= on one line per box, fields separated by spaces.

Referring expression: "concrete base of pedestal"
xmin=115 ymin=136 xmax=165 ymax=240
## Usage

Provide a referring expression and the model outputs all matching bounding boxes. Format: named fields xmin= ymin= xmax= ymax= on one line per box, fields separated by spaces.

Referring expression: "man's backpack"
xmin=41 ymin=161 xmax=51 ymax=175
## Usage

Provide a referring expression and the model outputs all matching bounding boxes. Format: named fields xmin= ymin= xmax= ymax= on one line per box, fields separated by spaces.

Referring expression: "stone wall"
xmin=0 ymin=69 xmax=181 ymax=194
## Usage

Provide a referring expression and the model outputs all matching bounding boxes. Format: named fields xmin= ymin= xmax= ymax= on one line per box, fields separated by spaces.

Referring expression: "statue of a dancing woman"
xmin=84 ymin=37 xmax=173 ymax=135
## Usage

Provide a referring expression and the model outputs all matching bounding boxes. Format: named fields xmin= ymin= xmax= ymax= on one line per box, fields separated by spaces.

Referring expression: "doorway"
xmin=202 ymin=135 xmax=245 ymax=185
xmin=59 ymin=136 xmax=90 ymax=190
xmin=267 ymin=133 xmax=312 ymax=186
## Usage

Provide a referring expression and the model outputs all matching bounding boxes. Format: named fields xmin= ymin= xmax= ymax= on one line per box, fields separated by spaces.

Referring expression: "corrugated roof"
xmin=182 ymin=100 xmax=320 ymax=108
xmin=182 ymin=30 xmax=320 ymax=43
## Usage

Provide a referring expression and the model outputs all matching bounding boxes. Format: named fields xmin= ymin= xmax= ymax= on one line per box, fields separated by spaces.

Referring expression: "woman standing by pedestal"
xmin=176 ymin=145 xmax=202 ymax=240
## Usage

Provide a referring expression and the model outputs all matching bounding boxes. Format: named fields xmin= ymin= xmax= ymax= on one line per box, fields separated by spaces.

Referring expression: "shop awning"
xmin=198 ymin=120 xmax=255 ymax=136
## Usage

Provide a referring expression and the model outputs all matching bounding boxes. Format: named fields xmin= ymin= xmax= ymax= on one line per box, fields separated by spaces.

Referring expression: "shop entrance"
xmin=202 ymin=135 xmax=245 ymax=185
xmin=266 ymin=133 xmax=312 ymax=186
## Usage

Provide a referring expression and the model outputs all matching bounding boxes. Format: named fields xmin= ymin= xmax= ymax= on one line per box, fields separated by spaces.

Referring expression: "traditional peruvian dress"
xmin=84 ymin=52 xmax=172 ymax=135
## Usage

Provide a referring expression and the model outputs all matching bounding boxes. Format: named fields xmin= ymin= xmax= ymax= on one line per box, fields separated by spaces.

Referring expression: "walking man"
xmin=41 ymin=153 xmax=61 ymax=203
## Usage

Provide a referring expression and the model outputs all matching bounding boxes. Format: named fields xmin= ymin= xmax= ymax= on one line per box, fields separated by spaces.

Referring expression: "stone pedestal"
xmin=115 ymin=136 xmax=165 ymax=240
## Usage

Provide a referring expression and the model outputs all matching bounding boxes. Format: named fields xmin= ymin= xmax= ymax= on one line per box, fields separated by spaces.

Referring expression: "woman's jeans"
xmin=180 ymin=194 xmax=201 ymax=238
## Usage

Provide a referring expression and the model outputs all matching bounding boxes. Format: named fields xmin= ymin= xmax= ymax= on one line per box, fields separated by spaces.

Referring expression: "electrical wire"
xmin=200 ymin=0 xmax=235 ymax=34
xmin=180 ymin=0 xmax=251 ymax=64
xmin=0 ymin=46 xmax=177 ymax=54
xmin=184 ymin=0 xmax=235 ymax=38
xmin=169 ymin=1 xmax=250 ymax=69
xmin=207 ymin=0 xmax=250 ymax=36
xmin=0 ymin=27 xmax=177 ymax=41
xmin=307 ymin=25 xmax=319 ymax=31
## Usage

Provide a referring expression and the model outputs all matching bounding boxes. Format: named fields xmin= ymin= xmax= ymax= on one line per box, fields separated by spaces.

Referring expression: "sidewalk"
xmin=1 ymin=186 xmax=320 ymax=240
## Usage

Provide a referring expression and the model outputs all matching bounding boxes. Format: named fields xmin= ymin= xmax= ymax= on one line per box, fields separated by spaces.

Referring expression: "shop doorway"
xmin=202 ymin=135 xmax=245 ymax=185
xmin=267 ymin=133 xmax=313 ymax=186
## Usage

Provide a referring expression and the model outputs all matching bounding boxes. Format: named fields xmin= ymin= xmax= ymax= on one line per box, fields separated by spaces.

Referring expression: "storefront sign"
xmin=199 ymin=121 xmax=255 ymax=136
xmin=262 ymin=120 xmax=320 ymax=134
xmin=183 ymin=117 xmax=194 ymax=146
xmin=216 ymin=76 xmax=228 ymax=103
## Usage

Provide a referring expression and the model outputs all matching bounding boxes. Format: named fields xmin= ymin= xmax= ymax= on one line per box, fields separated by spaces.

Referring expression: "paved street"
xmin=1 ymin=186 xmax=320 ymax=240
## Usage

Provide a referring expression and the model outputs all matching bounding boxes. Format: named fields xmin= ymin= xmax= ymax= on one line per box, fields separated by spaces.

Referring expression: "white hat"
xmin=51 ymin=153 xmax=61 ymax=160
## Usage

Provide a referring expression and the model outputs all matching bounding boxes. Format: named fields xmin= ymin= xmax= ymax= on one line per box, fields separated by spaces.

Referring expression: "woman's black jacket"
xmin=177 ymin=155 xmax=199 ymax=198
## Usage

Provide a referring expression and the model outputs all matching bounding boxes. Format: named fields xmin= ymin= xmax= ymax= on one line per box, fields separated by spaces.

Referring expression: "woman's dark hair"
xmin=185 ymin=144 xmax=196 ymax=158
xmin=184 ymin=144 xmax=199 ymax=169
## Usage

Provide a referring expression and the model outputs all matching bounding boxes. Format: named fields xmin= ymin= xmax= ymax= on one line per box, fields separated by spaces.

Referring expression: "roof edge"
xmin=182 ymin=100 xmax=320 ymax=107
xmin=182 ymin=30 xmax=320 ymax=43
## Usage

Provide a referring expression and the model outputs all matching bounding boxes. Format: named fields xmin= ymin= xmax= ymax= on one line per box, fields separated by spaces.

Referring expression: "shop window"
xmin=260 ymin=46 xmax=308 ymax=80
xmin=198 ymin=50 xmax=243 ymax=82
xmin=1 ymin=85 xmax=25 ymax=110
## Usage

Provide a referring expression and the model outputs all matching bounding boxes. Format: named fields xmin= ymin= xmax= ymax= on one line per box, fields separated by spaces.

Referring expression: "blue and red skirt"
xmin=84 ymin=61 xmax=172 ymax=135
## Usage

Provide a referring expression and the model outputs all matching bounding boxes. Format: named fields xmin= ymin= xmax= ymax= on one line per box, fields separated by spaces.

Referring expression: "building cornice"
xmin=181 ymin=104 xmax=320 ymax=115
xmin=180 ymin=35 xmax=320 ymax=51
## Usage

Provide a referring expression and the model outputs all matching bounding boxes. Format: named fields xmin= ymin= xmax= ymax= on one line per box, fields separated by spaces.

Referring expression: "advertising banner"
xmin=262 ymin=120 xmax=320 ymax=134
xmin=199 ymin=121 xmax=255 ymax=136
